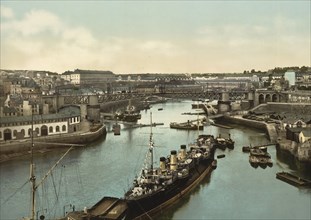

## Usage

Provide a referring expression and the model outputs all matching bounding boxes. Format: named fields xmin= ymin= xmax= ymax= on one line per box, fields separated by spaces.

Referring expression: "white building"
xmin=0 ymin=106 xmax=81 ymax=141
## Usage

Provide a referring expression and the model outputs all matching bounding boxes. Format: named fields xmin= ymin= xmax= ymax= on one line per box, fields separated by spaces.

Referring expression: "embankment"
xmin=217 ymin=115 xmax=278 ymax=142
xmin=0 ymin=125 xmax=106 ymax=162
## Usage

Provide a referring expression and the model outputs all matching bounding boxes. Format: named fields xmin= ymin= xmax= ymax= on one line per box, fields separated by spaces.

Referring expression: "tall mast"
xmin=149 ymin=112 xmax=153 ymax=170
xmin=30 ymin=108 xmax=36 ymax=220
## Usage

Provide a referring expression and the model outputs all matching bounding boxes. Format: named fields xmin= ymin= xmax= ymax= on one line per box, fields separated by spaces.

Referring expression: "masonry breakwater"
xmin=216 ymin=115 xmax=278 ymax=142
xmin=217 ymin=115 xmax=311 ymax=169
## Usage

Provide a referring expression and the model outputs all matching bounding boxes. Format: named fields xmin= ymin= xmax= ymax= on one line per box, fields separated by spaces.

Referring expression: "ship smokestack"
xmin=160 ymin=157 xmax=166 ymax=172
xmin=179 ymin=145 xmax=187 ymax=160
xmin=170 ymin=150 xmax=177 ymax=171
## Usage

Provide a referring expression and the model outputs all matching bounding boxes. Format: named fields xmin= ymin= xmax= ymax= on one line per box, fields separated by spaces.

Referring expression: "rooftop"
xmin=0 ymin=106 xmax=80 ymax=124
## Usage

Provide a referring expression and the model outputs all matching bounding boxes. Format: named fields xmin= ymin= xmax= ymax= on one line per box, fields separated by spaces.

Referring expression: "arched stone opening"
xmin=4 ymin=129 xmax=12 ymax=141
xmin=41 ymin=125 xmax=48 ymax=136
xmin=272 ymin=94 xmax=278 ymax=102
xmin=266 ymin=94 xmax=272 ymax=102
xmin=259 ymin=94 xmax=265 ymax=104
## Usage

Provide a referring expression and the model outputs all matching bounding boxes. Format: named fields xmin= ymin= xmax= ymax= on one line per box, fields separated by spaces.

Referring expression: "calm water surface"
xmin=1 ymin=100 xmax=310 ymax=220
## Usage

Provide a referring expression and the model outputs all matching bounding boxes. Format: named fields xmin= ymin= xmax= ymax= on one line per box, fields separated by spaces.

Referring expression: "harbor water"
xmin=1 ymin=100 xmax=310 ymax=220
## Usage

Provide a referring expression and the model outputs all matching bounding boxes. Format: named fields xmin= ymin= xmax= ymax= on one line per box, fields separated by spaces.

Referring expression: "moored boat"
xmin=65 ymin=113 xmax=217 ymax=220
xmin=217 ymin=154 xmax=225 ymax=159
xmin=124 ymin=127 xmax=215 ymax=219
xmin=248 ymin=146 xmax=273 ymax=168
xmin=120 ymin=99 xmax=141 ymax=122
xmin=242 ymin=146 xmax=251 ymax=152
xmin=276 ymin=172 xmax=311 ymax=187
xmin=170 ymin=121 xmax=203 ymax=130
xmin=214 ymin=134 xmax=234 ymax=150
xmin=113 ymin=123 xmax=121 ymax=135
xmin=249 ymin=155 xmax=259 ymax=168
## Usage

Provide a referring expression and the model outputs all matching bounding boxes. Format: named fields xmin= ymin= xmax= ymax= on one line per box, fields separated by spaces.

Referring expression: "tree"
xmin=300 ymin=66 xmax=308 ymax=73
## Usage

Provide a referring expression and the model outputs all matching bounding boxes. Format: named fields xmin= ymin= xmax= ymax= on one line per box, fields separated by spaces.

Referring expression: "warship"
xmin=65 ymin=114 xmax=217 ymax=220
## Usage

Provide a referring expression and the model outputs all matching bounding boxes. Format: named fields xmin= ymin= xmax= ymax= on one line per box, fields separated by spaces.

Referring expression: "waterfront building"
xmin=0 ymin=106 xmax=81 ymax=141
xmin=62 ymin=69 xmax=117 ymax=86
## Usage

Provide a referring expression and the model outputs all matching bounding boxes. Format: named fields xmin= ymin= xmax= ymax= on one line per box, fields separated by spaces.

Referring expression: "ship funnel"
xmin=160 ymin=157 xmax=166 ymax=172
xmin=179 ymin=145 xmax=187 ymax=160
xmin=170 ymin=150 xmax=177 ymax=171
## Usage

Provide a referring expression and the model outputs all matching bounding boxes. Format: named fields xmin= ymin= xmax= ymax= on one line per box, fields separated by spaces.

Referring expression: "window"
xmin=62 ymin=125 xmax=66 ymax=131
xmin=49 ymin=126 xmax=53 ymax=133
xmin=56 ymin=126 xmax=60 ymax=132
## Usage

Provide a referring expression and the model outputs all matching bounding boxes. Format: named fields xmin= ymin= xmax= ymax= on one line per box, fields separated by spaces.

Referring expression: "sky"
xmin=0 ymin=0 xmax=310 ymax=74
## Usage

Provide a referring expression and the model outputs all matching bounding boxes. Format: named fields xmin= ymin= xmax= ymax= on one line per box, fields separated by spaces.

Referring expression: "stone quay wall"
xmin=219 ymin=115 xmax=278 ymax=142
xmin=221 ymin=114 xmax=310 ymax=165
xmin=252 ymin=102 xmax=311 ymax=114
xmin=0 ymin=125 xmax=106 ymax=162
xmin=276 ymin=131 xmax=311 ymax=164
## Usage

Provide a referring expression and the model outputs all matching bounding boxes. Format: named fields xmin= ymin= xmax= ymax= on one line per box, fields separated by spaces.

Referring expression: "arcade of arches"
xmin=0 ymin=124 xmax=68 ymax=141
xmin=258 ymin=93 xmax=285 ymax=104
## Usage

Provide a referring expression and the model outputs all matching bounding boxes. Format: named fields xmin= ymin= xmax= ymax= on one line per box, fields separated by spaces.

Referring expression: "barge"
xmin=276 ymin=172 xmax=311 ymax=187
xmin=170 ymin=121 xmax=203 ymax=130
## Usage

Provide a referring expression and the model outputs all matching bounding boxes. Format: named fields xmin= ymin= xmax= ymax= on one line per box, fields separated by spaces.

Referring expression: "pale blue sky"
xmin=1 ymin=0 xmax=310 ymax=74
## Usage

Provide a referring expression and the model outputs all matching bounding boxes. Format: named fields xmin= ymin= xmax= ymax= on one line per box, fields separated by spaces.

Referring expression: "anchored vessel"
xmin=170 ymin=121 xmax=203 ymax=130
xmin=276 ymin=172 xmax=311 ymax=187
xmin=249 ymin=146 xmax=273 ymax=168
xmin=214 ymin=134 xmax=235 ymax=150
xmin=122 ymin=100 xmax=141 ymax=122
xmin=65 ymin=114 xmax=217 ymax=220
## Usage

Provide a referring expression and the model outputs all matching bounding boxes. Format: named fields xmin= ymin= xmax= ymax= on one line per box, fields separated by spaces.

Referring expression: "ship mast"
xmin=29 ymin=109 xmax=73 ymax=219
xmin=149 ymin=112 xmax=154 ymax=171
xmin=30 ymin=111 xmax=36 ymax=220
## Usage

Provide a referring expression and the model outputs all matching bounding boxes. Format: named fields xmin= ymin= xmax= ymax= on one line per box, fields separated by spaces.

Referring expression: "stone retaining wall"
xmin=0 ymin=125 xmax=106 ymax=158
xmin=219 ymin=115 xmax=277 ymax=142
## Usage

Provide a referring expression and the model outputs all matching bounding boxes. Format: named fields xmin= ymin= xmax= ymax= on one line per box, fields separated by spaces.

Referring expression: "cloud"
xmin=1 ymin=7 xmax=185 ymax=73
xmin=0 ymin=6 xmax=14 ymax=19
xmin=138 ymin=40 xmax=182 ymax=57
xmin=1 ymin=8 xmax=116 ymax=72
xmin=62 ymin=27 xmax=97 ymax=47
xmin=2 ymin=9 xmax=62 ymax=36
xmin=1 ymin=6 xmax=309 ymax=74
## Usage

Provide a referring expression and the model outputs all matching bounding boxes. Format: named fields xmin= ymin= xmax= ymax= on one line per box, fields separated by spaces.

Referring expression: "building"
xmin=284 ymin=71 xmax=296 ymax=87
xmin=62 ymin=69 xmax=117 ymax=86
xmin=0 ymin=106 xmax=81 ymax=141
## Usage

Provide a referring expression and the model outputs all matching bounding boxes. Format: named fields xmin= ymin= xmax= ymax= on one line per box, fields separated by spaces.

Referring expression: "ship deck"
xmin=66 ymin=197 xmax=128 ymax=220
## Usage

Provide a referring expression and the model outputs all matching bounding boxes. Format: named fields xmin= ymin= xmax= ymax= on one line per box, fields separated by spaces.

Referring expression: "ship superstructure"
xmin=65 ymin=114 xmax=218 ymax=220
